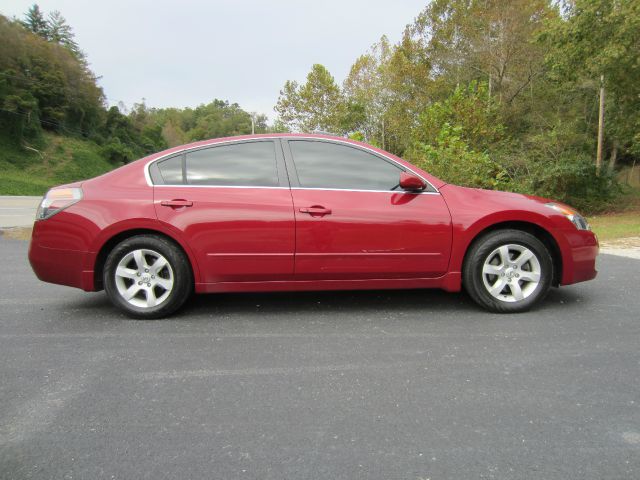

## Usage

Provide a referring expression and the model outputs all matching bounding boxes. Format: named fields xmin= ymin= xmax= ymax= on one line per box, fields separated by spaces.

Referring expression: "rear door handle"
xmin=160 ymin=199 xmax=193 ymax=208
xmin=299 ymin=206 xmax=331 ymax=216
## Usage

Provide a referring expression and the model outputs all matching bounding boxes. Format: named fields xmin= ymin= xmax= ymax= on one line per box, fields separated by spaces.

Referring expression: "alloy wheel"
xmin=481 ymin=244 xmax=541 ymax=303
xmin=114 ymin=249 xmax=174 ymax=308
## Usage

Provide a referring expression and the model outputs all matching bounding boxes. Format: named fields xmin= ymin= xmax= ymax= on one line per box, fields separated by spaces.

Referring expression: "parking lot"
xmin=0 ymin=237 xmax=639 ymax=479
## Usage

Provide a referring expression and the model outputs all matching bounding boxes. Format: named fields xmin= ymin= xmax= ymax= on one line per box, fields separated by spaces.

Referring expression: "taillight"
xmin=36 ymin=187 xmax=83 ymax=220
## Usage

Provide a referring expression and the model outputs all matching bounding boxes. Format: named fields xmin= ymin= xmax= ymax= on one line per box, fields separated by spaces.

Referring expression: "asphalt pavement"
xmin=0 ymin=238 xmax=639 ymax=480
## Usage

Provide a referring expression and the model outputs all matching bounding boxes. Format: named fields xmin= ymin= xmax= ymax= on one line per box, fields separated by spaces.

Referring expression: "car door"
xmin=283 ymin=139 xmax=452 ymax=280
xmin=152 ymin=139 xmax=295 ymax=283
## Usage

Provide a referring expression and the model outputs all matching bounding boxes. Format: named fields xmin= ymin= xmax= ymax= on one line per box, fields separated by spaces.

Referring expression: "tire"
xmin=462 ymin=229 xmax=553 ymax=313
xmin=103 ymin=235 xmax=192 ymax=319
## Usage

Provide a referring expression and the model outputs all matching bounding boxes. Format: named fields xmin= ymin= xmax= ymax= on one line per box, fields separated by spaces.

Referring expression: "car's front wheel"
xmin=103 ymin=235 xmax=192 ymax=319
xmin=463 ymin=229 xmax=553 ymax=313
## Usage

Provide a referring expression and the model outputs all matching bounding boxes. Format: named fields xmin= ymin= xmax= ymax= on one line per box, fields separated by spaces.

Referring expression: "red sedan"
xmin=29 ymin=134 xmax=598 ymax=318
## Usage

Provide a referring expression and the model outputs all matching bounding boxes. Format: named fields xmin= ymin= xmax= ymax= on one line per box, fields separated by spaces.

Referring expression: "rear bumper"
xmin=560 ymin=230 xmax=599 ymax=285
xmin=28 ymin=219 xmax=96 ymax=291
xmin=28 ymin=240 xmax=94 ymax=291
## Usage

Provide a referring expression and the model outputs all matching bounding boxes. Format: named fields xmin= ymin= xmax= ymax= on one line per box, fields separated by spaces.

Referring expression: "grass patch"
xmin=588 ymin=189 xmax=640 ymax=241
xmin=0 ymin=132 xmax=115 ymax=195
xmin=589 ymin=210 xmax=640 ymax=241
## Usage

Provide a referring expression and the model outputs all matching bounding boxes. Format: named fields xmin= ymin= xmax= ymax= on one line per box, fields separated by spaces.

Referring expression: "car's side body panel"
xmin=29 ymin=164 xmax=202 ymax=291
xmin=154 ymin=186 xmax=296 ymax=283
xmin=278 ymin=137 xmax=453 ymax=280
xmin=289 ymin=188 xmax=452 ymax=280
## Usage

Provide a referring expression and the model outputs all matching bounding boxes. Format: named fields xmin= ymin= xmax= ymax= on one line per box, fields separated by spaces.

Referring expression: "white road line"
xmin=133 ymin=361 xmax=427 ymax=380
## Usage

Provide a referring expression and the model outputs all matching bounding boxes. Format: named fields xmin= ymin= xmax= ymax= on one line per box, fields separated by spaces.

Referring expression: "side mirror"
xmin=399 ymin=172 xmax=426 ymax=191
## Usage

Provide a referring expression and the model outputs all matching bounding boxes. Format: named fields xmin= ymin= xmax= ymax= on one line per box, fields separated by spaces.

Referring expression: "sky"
xmin=2 ymin=0 xmax=428 ymax=120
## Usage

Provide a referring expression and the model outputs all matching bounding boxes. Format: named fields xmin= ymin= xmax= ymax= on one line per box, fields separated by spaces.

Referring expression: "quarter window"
xmin=157 ymin=155 xmax=183 ymax=184
xmin=289 ymin=141 xmax=402 ymax=191
xmin=185 ymin=141 xmax=279 ymax=186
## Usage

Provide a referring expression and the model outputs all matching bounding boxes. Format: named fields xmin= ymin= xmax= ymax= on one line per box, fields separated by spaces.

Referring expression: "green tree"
xmin=344 ymin=33 xmax=435 ymax=155
xmin=409 ymin=123 xmax=510 ymax=189
xmin=413 ymin=82 xmax=505 ymax=152
xmin=344 ymin=37 xmax=394 ymax=148
xmin=412 ymin=0 xmax=555 ymax=105
xmin=275 ymin=64 xmax=345 ymax=133
xmin=0 ymin=14 xmax=105 ymax=142
xmin=128 ymin=99 xmax=268 ymax=148
xmin=20 ymin=4 xmax=48 ymax=38
xmin=46 ymin=10 xmax=84 ymax=60
xmin=546 ymin=0 xmax=640 ymax=164
xmin=100 ymin=106 xmax=143 ymax=163
xmin=408 ymin=83 xmax=510 ymax=189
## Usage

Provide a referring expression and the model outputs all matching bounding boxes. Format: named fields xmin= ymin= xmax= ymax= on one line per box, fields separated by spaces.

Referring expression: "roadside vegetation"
xmin=0 ymin=5 xmax=271 ymax=194
xmin=0 ymin=131 xmax=111 ymax=194
xmin=1 ymin=2 xmax=639 ymax=217
xmin=591 ymin=212 xmax=640 ymax=241
xmin=275 ymin=0 xmax=639 ymax=213
xmin=589 ymin=191 xmax=640 ymax=241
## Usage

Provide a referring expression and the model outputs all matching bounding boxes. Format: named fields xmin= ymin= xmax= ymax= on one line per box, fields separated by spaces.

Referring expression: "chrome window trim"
xmin=291 ymin=187 xmax=440 ymax=195
xmin=144 ymin=136 xmax=440 ymax=193
xmin=150 ymin=184 xmax=439 ymax=194
xmin=153 ymin=184 xmax=289 ymax=190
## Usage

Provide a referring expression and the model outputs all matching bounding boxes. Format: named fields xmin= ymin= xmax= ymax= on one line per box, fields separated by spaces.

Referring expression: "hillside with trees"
xmin=0 ymin=5 xmax=268 ymax=194
xmin=1 ymin=2 xmax=638 ymax=213
xmin=275 ymin=0 xmax=639 ymax=212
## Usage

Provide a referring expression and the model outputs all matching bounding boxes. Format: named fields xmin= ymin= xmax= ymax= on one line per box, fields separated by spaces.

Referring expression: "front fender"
xmin=439 ymin=185 xmax=579 ymax=285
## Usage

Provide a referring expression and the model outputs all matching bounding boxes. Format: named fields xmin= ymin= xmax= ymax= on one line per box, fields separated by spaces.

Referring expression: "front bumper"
xmin=560 ymin=229 xmax=599 ymax=285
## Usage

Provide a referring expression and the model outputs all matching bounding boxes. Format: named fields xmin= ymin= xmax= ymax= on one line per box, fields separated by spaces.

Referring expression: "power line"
xmin=0 ymin=107 xmax=92 ymax=137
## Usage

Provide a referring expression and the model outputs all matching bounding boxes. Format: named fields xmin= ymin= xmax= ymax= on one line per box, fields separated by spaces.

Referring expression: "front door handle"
xmin=161 ymin=199 xmax=193 ymax=208
xmin=299 ymin=206 xmax=332 ymax=216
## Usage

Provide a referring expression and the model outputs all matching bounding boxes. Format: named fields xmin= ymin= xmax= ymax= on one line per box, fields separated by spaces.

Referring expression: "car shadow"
xmin=182 ymin=288 xmax=476 ymax=316
xmin=65 ymin=284 xmax=590 ymax=320
xmin=175 ymin=286 xmax=587 ymax=318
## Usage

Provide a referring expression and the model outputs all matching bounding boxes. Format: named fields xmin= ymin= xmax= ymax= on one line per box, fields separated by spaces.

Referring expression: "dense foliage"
xmin=275 ymin=0 xmax=638 ymax=212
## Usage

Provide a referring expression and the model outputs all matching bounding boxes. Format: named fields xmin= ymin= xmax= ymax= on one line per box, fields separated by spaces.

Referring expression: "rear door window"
xmin=185 ymin=141 xmax=279 ymax=187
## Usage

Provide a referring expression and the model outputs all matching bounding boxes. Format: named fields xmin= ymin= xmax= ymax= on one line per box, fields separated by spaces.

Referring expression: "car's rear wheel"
xmin=463 ymin=229 xmax=553 ymax=313
xmin=103 ymin=235 xmax=192 ymax=319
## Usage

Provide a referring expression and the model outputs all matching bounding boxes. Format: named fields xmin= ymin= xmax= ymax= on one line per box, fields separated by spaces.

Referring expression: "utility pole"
xmin=251 ymin=114 xmax=255 ymax=135
xmin=596 ymin=75 xmax=605 ymax=174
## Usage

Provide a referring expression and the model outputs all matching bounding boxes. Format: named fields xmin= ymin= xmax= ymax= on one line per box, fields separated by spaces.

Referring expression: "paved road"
xmin=0 ymin=196 xmax=40 ymax=228
xmin=0 ymin=238 xmax=638 ymax=480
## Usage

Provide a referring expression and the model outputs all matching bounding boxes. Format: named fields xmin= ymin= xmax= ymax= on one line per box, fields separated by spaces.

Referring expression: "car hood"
xmin=437 ymin=184 xmax=583 ymax=226
xmin=440 ymin=184 xmax=557 ymax=208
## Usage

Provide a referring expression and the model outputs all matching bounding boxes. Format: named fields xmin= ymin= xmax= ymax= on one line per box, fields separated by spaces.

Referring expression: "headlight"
xmin=545 ymin=202 xmax=589 ymax=230
xmin=36 ymin=187 xmax=83 ymax=220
